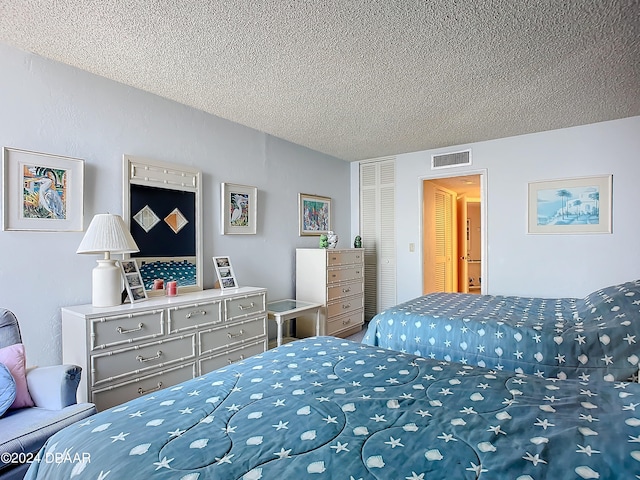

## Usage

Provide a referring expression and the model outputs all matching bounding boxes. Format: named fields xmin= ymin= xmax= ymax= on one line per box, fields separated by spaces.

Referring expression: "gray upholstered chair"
xmin=0 ymin=309 xmax=96 ymax=480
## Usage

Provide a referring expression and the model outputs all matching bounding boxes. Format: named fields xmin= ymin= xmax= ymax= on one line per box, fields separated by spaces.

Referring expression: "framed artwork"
xmin=221 ymin=183 xmax=257 ymax=234
xmin=298 ymin=193 xmax=331 ymax=236
xmin=2 ymin=147 xmax=84 ymax=231
xmin=120 ymin=259 xmax=148 ymax=303
xmin=528 ymin=175 xmax=612 ymax=234
xmin=213 ymin=256 xmax=238 ymax=290
xmin=124 ymin=155 xmax=203 ymax=295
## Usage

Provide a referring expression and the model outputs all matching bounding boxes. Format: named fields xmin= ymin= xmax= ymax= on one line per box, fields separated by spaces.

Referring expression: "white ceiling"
xmin=0 ymin=1 xmax=638 ymax=161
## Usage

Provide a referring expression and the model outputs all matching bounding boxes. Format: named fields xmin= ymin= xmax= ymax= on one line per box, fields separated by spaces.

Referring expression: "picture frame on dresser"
xmin=120 ymin=259 xmax=147 ymax=303
xmin=298 ymin=193 xmax=331 ymax=236
xmin=213 ymin=256 xmax=238 ymax=289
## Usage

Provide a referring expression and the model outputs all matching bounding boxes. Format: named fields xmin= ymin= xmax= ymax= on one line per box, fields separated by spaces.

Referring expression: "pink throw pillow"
xmin=0 ymin=343 xmax=35 ymax=409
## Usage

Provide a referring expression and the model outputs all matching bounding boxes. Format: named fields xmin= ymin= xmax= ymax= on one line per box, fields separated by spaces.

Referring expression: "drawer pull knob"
xmin=227 ymin=329 xmax=245 ymax=339
xmin=138 ymin=382 xmax=162 ymax=395
xmin=136 ymin=350 xmax=162 ymax=363
xmin=227 ymin=354 xmax=245 ymax=364
xmin=342 ymin=287 xmax=351 ymax=293
xmin=117 ymin=323 xmax=143 ymax=334
xmin=186 ymin=309 xmax=206 ymax=319
xmin=343 ymin=319 xmax=352 ymax=325
xmin=342 ymin=304 xmax=351 ymax=309
xmin=238 ymin=302 xmax=255 ymax=310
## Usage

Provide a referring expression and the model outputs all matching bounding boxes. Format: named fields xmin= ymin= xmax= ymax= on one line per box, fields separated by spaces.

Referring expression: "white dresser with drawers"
xmin=62 ymin=287 xmax=266 ymax=411
xmin=295 ymin=248 xmax=364 ymax=338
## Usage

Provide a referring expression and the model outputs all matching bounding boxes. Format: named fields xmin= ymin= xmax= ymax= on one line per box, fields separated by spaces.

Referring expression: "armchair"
xmin=0 ymin=309 xmax=96 ymax=480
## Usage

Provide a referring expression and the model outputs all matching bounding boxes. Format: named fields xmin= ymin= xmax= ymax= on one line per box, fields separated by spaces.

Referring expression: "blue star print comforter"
xmin=25 ymin=336 xmax=640 ymax=479
xmin=363 ymin=279 xmax=640 ymax=382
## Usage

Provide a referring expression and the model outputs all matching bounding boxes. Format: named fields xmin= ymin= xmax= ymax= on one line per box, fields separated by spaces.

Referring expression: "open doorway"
xmin=422 ymin=173 xmax=485 ymax=295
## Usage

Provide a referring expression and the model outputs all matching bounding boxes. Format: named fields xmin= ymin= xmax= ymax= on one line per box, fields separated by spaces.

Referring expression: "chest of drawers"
xmin=62 ymin=287 xmax=266 ymax=411
xmin=295 ymin=248 xmax=364 ymax=338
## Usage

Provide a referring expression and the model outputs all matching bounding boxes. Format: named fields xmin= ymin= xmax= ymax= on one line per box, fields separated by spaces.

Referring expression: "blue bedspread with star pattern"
xmin=363 ymin=279 xmax=640 ymax=382
xmin=24 ymin=336 xmax=640 ymax=479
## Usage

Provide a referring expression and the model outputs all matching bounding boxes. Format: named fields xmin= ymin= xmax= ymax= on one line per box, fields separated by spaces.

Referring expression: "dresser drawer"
xmin=328 ymin=280 xmax=363 ymax=301
xmin=327 ymin=309 xmax=364 ymax=336
xmin=199 ymin=317 xmax=266 ymax=355
xmin=92 ymin=335 xmax=196 ymax=386
xmin=225 ymin=292 xmax=266 ymax=322
xmin=91 ymin=310 xmax=164 ymax=350
xmin=92 ymin=362 xmax=196 ymax=411
xmin=326 ymin=294 xmax=364 ymax=318
xmin=168 ymin=300 xmax=223 ymax=333
xmin=199 ymin=340 xmax=266 ymax=374
xmin=327 ymin=250 xmax=363 ymax=266
xmin=327 ymin=265 xmax=363 ymax=284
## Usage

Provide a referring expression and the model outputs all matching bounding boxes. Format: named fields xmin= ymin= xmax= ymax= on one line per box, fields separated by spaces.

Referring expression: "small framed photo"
xmin=298 ymin=193 xmax=331 ymax=236
xmin=221 ymin=183 xmax=257 ymax=234
xmin=120 ymin=259 xmax=148 ymax=303
xmin=213 ymin=256 xmax=238 ymax=290
xmin=2 ymin=147 xmax=84 ymax=231
xmin=528 ymin=175 xmax=612 ymax=234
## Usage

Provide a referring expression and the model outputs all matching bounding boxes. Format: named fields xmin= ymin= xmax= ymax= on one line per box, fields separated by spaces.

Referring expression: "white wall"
xmin=0 ymin=42 xmax=350 ymax=367
xmin=388 ymin=116 xmax=640 ymax=302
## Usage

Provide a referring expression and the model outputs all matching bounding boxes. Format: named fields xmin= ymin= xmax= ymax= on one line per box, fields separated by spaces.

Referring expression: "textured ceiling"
xmin=0 ymin=1 xmax=638 ymax=161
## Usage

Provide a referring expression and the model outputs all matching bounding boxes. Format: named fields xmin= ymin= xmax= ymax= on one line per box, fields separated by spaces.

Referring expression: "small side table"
xmin=267 ymin=299 xmax=322 ymax=347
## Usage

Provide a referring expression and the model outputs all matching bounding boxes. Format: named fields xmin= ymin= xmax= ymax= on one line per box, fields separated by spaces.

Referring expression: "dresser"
xmin=62 ymin=287 xmax=266 ymax=411
xmin=295 ymin=248 xmax=364 ymax=338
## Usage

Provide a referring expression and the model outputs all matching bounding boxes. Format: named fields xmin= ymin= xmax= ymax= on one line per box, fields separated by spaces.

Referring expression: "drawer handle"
xmin=331 ymin=273 xmax=337 ymax=278
xmin=238 ymin=302 xmax=255 ymax=311
xmin=117 ymin=323 xmax=144 ymax=334
xmin=342 ymin=287 xmax=352 ymax=293
xmin=136 ymin=351 xmax=162 ymax=363
xmin=343 ymin=318 xmax=352 ymax=325
xmin=138 ymin=382 xmax=162 ymax=395
xmin=186 ymin=309 xmax=206 ymax=319
xmin=342 ymin=304 xmax=351 ymax=309
xmin=227 ymin=329 xmax=245 ymax=339
xmin=227 ymin=354 xmax=245 ymax=364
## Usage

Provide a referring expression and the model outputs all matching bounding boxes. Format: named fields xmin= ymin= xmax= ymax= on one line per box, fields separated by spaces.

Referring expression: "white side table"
xmin=267 ymin=299 xmax=322 ymax=347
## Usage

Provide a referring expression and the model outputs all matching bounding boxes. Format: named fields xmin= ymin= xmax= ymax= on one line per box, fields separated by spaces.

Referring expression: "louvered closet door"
xmin=360 ymin=159 xmax=396 ymax=320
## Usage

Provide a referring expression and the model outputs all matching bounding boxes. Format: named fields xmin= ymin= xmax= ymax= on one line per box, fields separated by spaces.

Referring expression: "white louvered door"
xmin=360 ymin=159 xmax=396 ymax=320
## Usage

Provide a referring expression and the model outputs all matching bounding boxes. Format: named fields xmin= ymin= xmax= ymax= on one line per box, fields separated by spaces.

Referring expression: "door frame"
xmin=419 ymin=169 xmax=488 ymax=294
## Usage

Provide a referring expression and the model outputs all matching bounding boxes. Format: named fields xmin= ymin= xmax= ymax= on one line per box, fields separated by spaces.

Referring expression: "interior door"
xmin=457 ymin=196 xmax=469 ymax=293
xmin=423 ymin=181 xmax=457 ymax=294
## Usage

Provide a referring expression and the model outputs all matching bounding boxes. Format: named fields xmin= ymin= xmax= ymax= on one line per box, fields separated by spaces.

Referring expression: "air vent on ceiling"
xmin=431 ymin=149 xmax=471 ymax=169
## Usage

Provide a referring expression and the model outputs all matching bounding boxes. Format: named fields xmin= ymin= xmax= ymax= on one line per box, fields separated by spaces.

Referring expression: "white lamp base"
xmin=92 ymin=259 xmax=122 ymax=307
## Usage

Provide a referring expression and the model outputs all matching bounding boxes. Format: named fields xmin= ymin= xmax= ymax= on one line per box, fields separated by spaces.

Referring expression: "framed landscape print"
xmin=298 ymin=193 xmax=331 ymax=236
xmin=528 ymin=175 xmax=612 ymax=234
xmin=2 ymin=147 xmax=84 ymax=231
xmin=221 ymin=183 xmax=257 ymax=234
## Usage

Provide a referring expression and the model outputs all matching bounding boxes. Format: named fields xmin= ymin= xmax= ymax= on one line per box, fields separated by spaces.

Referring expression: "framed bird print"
xmin=2 ymin=147 xmax=84 ymax=231
xmin=221 ymin=183 xmax=257 ymax=234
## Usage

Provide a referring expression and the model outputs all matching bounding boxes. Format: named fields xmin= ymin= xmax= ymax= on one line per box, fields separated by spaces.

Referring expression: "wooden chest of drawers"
xmin=295 ymin=248 xmax=364 ymax=338
xmin=62 ymin=287 xmax=266 ymax=411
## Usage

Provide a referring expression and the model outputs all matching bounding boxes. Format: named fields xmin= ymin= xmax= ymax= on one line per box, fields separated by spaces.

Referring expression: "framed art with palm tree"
xmin=527 ymin=175 xmax=612 ymax=234
xmin=221 ymin=183 xmax=257 ymax=235
xmin=2 ymin=147 xmax=84 ymax=231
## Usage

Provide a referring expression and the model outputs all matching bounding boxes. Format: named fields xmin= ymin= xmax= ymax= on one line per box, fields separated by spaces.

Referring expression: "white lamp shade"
xmin=77 ymin=214 xmax=139 ymax=255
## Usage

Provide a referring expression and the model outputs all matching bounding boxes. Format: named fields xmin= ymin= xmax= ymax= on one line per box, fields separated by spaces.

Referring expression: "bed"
xmin=25 ymin=336 xmax=640 ymax=479
xmin=363 ymin=279 xmax=640 ymax=382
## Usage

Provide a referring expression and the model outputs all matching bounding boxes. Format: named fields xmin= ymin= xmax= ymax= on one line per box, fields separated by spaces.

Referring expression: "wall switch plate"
xmin=409 ymin=243 xmax=415 ymax=252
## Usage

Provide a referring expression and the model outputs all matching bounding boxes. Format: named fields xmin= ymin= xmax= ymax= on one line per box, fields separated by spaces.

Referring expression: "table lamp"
xmin=76 ymin=213 xmax=140 ymax=307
